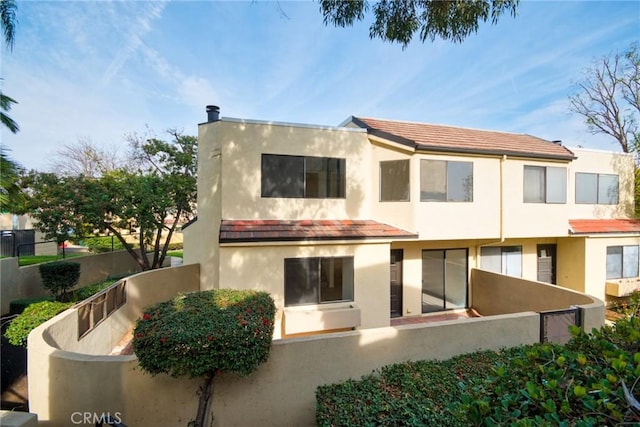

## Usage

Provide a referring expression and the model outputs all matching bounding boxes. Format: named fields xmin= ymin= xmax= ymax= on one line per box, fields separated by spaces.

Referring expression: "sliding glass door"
xmin=421 ymin=249 xmax=468 ymax=313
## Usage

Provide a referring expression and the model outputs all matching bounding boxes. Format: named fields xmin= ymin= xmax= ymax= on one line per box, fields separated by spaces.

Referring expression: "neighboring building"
xmin=183 ymin=108 xmax=637 ymax=338
xmin=0 ymin=213 xmax=57 ymax=256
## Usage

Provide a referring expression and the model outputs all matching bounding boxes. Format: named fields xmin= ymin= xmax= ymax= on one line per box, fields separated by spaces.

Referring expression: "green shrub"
xmin=166 ymin=242 xmax=183 ymax=251
xmin=316 ymin=350 xmax=513 ymax=427
xmin=133 ymin=289 xmax=276 ymax=426
xmin=5 ymin=277 xmax=127 ymax=347
xmin=4 ymin=301 xmax=73 ymax=346
xmin=609 ymin=289 xmax=640 ymax=318
xmin=39 ymin=261 xmax=80 ymax=300
xmin=451 ymin=318 xmax=640 ymax=425
xmin=73 ymin=278 xmax=120 ymax=301
xmin=85 ymin=236 xmax=124 ymax=253
xmin=133 ymin=289 xmax=276 ymax=377
xmin=9 ymin=296 xmax=55 ymax=315
xmin=317 ymin=319 xmax=640 ymax=426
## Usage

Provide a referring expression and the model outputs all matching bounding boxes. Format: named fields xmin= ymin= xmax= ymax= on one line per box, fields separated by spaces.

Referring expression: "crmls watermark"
xmin=70 ymin=412 xmax=123 ymax=425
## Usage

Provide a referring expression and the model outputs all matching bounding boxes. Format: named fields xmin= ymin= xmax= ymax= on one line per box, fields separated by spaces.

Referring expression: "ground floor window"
xmin=480 ymin=246 xmax=522 ymax=277
xmin=284 ymin=257 xmax=354 ymax=306
xmin=421 ymin=249 xmax=468 ymax=313
xmin=606 ymin=245 xmax=639 ymax=280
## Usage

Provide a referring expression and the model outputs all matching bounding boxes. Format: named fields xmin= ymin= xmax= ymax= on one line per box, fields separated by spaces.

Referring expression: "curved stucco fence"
xmin=28 ymin=265 xmax=604 ymax=426
xmin=470 ymin=268 xmax=605 ymax=333
xmin=28 ymin=263 xmax=201 ymax=426
xmin=1 ymin=250 xmax=158 ymax=315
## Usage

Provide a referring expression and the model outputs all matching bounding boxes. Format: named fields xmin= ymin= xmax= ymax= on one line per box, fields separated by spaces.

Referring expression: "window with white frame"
xmin=606 ymin=245 xmax=639 ymax=280
xmin=380 ymin=159 xmax=410 ymax=202
xmin=261 ymin=154 xmax=346 ymax=198
xmin=284 ymin=257 xmax=354 ymax=306
xmin=575 ymin=173 xmax=619 ymax=204
xmin=523 ymin=165 xmax=567 ymax=203
xmin=480 ymin=246 xmax=522 ymax=277
xmin=420 ymin=159 xmax=473 ymax=202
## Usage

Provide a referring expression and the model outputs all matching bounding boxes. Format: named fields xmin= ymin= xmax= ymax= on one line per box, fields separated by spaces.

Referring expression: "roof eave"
xmin=220 ymin=234 xmax=418 ymax=244
xmin=569 ymin=230 xmax=640 ymax=236
xmin=415 ymin=144 xmax=576 ymax=161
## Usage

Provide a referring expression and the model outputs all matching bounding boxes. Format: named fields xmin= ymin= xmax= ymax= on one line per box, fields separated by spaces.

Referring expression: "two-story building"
xmin=184 ymin=106 xmax=639 ymax=338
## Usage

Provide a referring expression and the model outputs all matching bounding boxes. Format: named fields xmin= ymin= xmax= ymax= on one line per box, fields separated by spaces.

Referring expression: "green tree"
xmin=0 ymin=148 xmax=25 ymax=212
xmin=0 ymin=0 xmax=17 ymax=50
xmin=133 ymin=289 xmax=276 ymax=427
xmin=1 ymin=0 xmax=19 ymax=133
xmin=569 ymin=43 xmax=640 ymax=153
xmin=319 ymin=0 xmax=519 ymax=48
xmin=0 ymin=88 xmax=19 ymax=133
xmin=25 ymin=130 xmax=197 ymax=270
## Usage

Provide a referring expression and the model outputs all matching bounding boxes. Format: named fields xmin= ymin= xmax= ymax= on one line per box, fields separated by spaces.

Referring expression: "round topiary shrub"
xmin=132 ymin=289 xmax=276 ymax=426
xmin=39 ymin=261 xmax=81 ymax=301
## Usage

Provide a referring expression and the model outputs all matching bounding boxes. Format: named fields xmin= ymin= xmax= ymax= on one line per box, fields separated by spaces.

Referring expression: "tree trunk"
xmin=106 ymin=224 xmax=148 ymax=270
xmin=194 ymin=373 xmax=214 ymax=427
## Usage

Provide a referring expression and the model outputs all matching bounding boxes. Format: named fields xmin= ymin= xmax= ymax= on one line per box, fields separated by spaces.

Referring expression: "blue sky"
xmin=2 ymin=1 xmax=639 ymax=171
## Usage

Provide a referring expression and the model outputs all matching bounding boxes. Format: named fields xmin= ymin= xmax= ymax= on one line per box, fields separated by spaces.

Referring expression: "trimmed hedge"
xmin=133 ymin=289 xmax=276 ymax=427
xmin=39 ymin=261 xmax=80 ymax=300
xmin=9 ymin=296 xmax=55 ymax=315
xmin=166 ymin=242 xmax=183 ymax=251
xmin=84 ymin=236 xmax=125 ymax=253
xmin=453 ymin=318 xmax=639 ymax=425
xmin=5 ymin=276 xmax=126 ymax=347
xmin=316 ymin=350 xmax=513 ymax=426
xmin=4 ymin=301 xmax=73 ymax=346
xmin=317 ymin=318 xmax=640 ymax=426
xmin=72 ymin=277 xmax=121 ymax=301
xmin=133 ymin=289 xmax=276 ymax=378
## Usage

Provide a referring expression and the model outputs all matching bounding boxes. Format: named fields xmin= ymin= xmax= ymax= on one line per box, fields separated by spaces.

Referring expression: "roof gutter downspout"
xmin=499 ymin=154 xmax=506 ymax=244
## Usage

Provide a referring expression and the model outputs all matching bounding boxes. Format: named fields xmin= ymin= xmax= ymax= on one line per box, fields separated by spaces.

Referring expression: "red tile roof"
xmin=350 ymin=116 xmax=575 ymax=161
xmin=220 ymin=219 xmax=418 ymax=243
xmin=569 ymin=219 xmax=640 ymax=235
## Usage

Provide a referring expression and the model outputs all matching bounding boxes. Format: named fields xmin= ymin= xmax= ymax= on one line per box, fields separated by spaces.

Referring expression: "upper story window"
xmin=606 ymin=245 xmax=639 ymax=279
xmin=284 ymin=257 xmax=354 ymax=306
xmin=523 ymin=165 xmax=566 ymax=204
xmin=420 ymin=159 xmax=473 ymax=202
xmin=575 ymin=173 xmax=619 ymax=204
xmin=380 ymin=159 xmax=410 ymax=202
xmin=261 ymin=154 xmax=345 ymax=198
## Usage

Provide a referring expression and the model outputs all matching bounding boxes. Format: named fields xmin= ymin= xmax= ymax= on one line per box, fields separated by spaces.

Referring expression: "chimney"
xmin=552 ymin=140 xmax=562 ymax=145
xmin=206 ymin=105 xmax=220 ymax=122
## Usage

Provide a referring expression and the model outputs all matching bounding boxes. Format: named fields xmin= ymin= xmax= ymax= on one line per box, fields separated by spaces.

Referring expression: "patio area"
xmin=390 ymin=309 xmax=481 ymax=326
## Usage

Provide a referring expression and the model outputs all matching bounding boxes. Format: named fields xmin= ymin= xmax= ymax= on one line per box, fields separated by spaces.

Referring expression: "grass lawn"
xmin=17 ymin=253 xmax=85 ymax=266
xmin=166 ymin=250 xmax=183 ymax=258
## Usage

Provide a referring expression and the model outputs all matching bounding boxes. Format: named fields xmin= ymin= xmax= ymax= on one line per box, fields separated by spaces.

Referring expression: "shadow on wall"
xmin=597 ymin=152 xmax=636 ymax=218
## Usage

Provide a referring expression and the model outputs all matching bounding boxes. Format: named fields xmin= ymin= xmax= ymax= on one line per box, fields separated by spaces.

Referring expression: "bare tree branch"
xmin=569 ymin=43 xmax=640 ymax=153
xmin=49 ymin=137 xmax=124 ymax=177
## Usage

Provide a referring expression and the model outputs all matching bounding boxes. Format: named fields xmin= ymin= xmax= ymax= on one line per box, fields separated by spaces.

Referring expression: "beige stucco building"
xmin=26 ymin=108 xmax=618 ymax=426
xmin=184 ymin=108 xmax=639 ymax=338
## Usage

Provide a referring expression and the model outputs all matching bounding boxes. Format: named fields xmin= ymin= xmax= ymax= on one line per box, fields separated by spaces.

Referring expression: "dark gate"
xmin=0 ymin=230 xmax=35 ymax=257
xmin=540 ymin=307 xmax=581 ymax=344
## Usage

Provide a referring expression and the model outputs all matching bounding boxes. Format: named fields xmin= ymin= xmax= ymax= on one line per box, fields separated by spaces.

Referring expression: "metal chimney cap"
xmin=206 ymin=105 xmax=220 ymax=122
